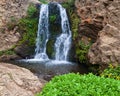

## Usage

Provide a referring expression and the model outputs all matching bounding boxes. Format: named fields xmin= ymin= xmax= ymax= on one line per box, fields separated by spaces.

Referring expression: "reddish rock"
xmin=75 ymin=0 xmax=120 ymax=66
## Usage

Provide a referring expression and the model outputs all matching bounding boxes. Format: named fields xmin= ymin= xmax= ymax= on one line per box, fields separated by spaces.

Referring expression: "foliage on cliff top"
xmin=36 ymin=73 xmax=120 ymax=96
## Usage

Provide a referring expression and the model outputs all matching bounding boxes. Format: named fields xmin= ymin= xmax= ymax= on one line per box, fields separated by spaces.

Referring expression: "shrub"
xmin=36 ymin=73 xmax=120 ymax=96
xmin=101 ymin=64 xmax=120 ymax=80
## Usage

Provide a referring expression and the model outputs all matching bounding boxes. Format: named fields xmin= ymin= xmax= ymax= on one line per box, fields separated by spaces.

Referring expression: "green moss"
xmin=0 ymin=49 xmax=15 ymax=56
xmin=49 ymin=15 xmax=57 ymax=23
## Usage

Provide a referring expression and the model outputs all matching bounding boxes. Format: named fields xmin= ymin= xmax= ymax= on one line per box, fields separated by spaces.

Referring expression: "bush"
xmin=76 ymin=41 xmax=91 ymax=63
xmin=101 ymin=64 xmax=120 ymax=80
xmin=36 ymin=73 xmax=120 ymax=96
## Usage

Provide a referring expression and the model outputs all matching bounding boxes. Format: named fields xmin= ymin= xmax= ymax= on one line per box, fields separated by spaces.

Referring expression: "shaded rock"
xmin=88 ymin=24 xmax=120 ymax=66
xmin=14 ymin=43 xmax=35 ymax=58
xmin=0 ymin=54 xmax=22 ymax=62
xmin=0 ymin=63 xmax=45 ymax=96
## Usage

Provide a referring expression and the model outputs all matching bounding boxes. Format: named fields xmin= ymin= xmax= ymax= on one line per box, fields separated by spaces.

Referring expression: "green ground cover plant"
xmin=36 ymin=73 xmax=120 ymax=96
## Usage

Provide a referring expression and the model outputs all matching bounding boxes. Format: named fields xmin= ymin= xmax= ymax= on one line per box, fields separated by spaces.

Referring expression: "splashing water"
xmin=34 ymin=3 xmax=72 ymax=61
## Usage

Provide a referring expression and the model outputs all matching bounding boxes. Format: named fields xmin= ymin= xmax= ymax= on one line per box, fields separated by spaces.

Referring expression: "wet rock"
xmin=0 ymin=54 xmax=22 ymax=62
xmin=14 ymin=43 xmax=35 ymax=58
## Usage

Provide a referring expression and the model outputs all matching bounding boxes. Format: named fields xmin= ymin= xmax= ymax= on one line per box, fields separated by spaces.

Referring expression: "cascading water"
xmin=34 ymin=3 xmax=72 ymax=61
xmin=16 ymin=3 xmax=81 ymax=77
xmin=34 ymin=4 xmax=49 ymax=60
xmin=55 ymin=4 xmax=72 ymax=61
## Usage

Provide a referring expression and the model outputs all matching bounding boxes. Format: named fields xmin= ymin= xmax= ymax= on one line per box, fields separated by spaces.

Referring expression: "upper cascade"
xmin=34 ymin=3 xmax=72 ymax=61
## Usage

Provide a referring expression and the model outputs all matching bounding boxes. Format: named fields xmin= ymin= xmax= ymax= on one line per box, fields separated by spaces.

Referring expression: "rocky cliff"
xmin=0 ymin=0 xmax=39 ymax=51
xmin=75 ymin=0 xmax=120 ymax=67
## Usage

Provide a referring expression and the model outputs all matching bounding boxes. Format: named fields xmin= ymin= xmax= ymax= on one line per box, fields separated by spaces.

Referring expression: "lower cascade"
xmin=34 ymin=3 xmax=72 ymax=61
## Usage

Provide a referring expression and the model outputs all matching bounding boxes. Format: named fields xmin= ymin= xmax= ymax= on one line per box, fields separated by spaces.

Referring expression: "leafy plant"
xmin=18 ymin=18 xmax=38 ymax=46
xmin=27 ymin=4 xmax=38 ymax=18
xmin=101 ymin=64 xmax=120 ymax=80
xmin=36 ymin=73 xmax=120 ymax=96
xmin=76 ymin=41 xmax=92 ymax=63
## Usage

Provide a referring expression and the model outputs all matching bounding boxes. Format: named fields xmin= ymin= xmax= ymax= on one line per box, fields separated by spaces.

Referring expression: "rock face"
xmin=0 ymin=0 xmax=39 ymax=27
xmin=75 ymin=0 xmax=120 ymax=66
xmin=0 ymin=63 xmax=45 ymax=96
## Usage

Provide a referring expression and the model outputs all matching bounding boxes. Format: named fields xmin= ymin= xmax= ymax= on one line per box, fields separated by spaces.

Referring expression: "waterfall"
xmin=55 ymin=4 xmax=72 ymax=61
xmin=34 ymin=4 xmax=49 ymax=60
xmin=34 ymin=3 xmax=72 ymax=61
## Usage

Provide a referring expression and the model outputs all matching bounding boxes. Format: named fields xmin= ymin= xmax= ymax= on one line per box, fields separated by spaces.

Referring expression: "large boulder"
xmin=88 ymin=24 xmax=120 ymax=66
xmin=0 ymin=63 xmax=45 ymax=96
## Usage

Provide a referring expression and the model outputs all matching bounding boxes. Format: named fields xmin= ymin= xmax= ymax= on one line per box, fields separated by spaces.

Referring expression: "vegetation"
xmin=49 ymin=15 xmax=57 ymax=23
xmin=36 ymin=73 xmax=120 ymax=96
xmin=101 ymin=64 xmax=120 ymax=80
xmin=76 ymin=41 xmax=91 ymax=63
xmin=18 ymin=4 xmax=39 ymax=46
xmin=0 ymin=48 xmax=15 ymax=56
